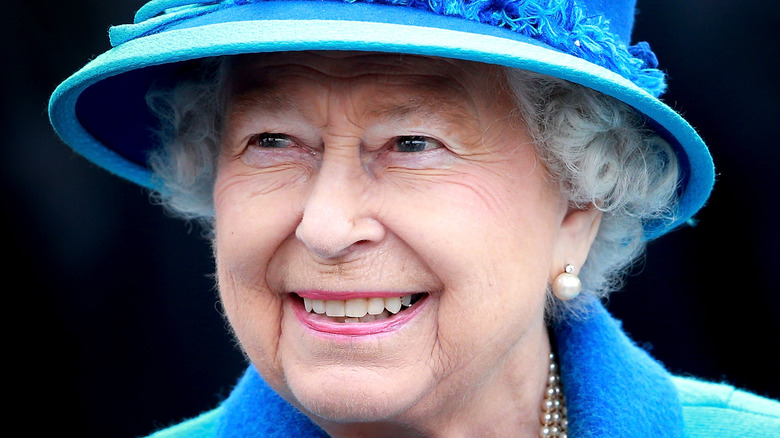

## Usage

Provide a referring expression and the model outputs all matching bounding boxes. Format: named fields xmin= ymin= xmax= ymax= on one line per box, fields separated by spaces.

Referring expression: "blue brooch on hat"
xmin=113 ymin=0 xmax=667 ymax=96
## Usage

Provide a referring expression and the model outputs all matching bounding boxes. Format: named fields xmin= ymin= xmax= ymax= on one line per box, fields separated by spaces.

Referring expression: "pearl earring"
xmin=552 ymin=264 xmax=581 ymax=301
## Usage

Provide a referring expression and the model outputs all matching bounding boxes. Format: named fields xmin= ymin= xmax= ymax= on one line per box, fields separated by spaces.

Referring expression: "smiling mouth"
xmin=298 ymin=293 xmax=425 ymax=323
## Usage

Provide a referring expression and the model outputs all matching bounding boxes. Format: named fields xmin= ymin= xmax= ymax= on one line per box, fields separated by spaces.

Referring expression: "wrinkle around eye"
xmin=368 ymin=146 xmax=456 ymax=173
xmin=220 ymin=146 xmax=318 ymax=197
xmin=385 ymin=166 xmax=512 ymax=216
xmin=377 ymin=164 xmax=467 ymax=190
xmin=241 ymin=143 xmax=320 ymax=170
xmin=222 ymin=163 xmax=315 ymax=197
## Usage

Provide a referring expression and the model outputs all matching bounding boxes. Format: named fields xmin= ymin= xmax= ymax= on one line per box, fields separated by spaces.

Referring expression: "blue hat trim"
xmin=112 ymin=0 xmax=667 ymax=98
xmin=49 ymin=0 xmax=715 ymax=240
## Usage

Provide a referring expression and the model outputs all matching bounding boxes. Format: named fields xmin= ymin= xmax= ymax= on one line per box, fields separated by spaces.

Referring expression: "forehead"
xmin=221 ymin=52 xmax=515 ymax=134
xmin=225 ymin=51 xmax=510 ymax=112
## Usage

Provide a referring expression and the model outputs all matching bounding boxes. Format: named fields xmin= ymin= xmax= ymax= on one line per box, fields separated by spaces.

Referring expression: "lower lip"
xmin=291 ymin=296 xmax=427 ymax=337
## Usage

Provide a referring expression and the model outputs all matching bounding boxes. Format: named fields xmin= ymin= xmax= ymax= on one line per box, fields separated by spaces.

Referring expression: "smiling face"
xmin=213 ymin=51 xmax=599 ymax=436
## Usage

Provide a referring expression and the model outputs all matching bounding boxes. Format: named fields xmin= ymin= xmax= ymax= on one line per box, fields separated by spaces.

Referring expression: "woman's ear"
xmin=551 ymin=203 xmax=602 ymax=278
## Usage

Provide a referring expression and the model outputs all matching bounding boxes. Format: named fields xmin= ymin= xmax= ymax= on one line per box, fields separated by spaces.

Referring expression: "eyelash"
xmin=247 ymin=133 xmax=297 ymax=149
xmin=391 ymin=136 xmax=444 ymax=153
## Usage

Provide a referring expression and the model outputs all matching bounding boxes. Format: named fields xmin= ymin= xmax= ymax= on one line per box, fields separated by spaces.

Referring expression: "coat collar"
xmin=216 ymin=301 xmax=684 ymax=437
xmin=554 ymin=300 xmax=685 ymax=437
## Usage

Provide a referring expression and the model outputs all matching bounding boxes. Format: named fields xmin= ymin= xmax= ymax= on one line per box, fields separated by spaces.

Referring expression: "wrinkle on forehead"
xmin=224 ymin=51 xmax=507 ymax=138
xmin=231 ymin=51 xmax=478 ymax=80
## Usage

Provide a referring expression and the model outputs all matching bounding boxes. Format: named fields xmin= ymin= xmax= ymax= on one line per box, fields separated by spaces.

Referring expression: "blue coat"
xmin=146 ymin=302 xmax=780 ymax=437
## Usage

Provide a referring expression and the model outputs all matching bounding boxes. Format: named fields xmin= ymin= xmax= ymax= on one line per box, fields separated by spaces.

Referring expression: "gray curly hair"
xmin=145 ymin=56 xmax=679 ymax=321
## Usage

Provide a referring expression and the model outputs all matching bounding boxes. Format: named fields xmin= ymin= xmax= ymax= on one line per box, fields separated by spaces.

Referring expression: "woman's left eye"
xmin=392 ymin=136 xmax=444 ymax=153
xmin=248 ymin=133 xmax=295 ymax=149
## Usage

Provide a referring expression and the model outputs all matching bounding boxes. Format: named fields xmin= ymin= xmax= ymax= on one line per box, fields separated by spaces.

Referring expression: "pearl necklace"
xmin=539 ymin=352 xmax=568 ymax=437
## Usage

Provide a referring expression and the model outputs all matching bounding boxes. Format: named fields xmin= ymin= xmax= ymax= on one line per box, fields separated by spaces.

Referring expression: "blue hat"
xmin=48 ymin=0 xmax=714 ymax=239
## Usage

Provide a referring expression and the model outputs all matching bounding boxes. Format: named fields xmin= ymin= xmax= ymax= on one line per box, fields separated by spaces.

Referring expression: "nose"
xmin=295 ymin=149 xmax=385 ymax=260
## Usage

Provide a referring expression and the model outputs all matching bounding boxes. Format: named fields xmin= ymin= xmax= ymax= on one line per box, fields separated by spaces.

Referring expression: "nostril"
xmin=295 ymin=222 xmax=351 ymax=259
xmin=351 ymin=217 xmax=386 ymax=242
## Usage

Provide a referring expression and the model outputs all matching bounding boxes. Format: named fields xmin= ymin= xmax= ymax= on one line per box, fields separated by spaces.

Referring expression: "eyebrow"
xmin=227 ymin=91 xmax=479 ymax=136
xmin=366 ymin=94 xmax=477 ymax=129
xmin=227 ymin=91 xmax=301 ymax=121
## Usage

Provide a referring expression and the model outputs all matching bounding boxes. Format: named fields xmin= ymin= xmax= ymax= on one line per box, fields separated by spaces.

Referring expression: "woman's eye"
xmin=249 ymin=133 xmax=295 ymax=149
xmin=393 ymin=136 xmax=443 ymax=153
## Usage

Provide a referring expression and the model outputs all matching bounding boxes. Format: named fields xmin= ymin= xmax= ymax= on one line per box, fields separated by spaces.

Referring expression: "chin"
xmin=284 ymin=366 xmax=429 ymax=424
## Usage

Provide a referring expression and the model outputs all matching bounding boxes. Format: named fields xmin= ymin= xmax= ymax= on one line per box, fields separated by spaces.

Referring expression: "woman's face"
xmin=214 ymin=52 xmax=597 ymax=432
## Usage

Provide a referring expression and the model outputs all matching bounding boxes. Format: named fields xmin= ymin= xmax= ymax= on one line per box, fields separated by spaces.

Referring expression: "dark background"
xmin=4 ymin=1 xmax=779 ymax=436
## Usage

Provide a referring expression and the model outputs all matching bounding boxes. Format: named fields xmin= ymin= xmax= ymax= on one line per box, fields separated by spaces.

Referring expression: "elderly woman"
xmin=49 ymin=0 xmax=779 ymax=436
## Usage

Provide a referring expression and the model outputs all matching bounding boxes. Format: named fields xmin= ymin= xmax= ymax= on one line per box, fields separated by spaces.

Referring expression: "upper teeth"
xmin=304 ymin=294 xmax=414 ymax=318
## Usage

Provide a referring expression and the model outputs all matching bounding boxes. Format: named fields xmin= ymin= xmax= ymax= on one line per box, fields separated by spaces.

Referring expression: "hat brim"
xmin=48 ymin=1 xmax=713 ymax=239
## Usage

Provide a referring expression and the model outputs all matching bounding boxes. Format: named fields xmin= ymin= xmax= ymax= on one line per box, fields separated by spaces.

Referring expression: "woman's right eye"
xmin=248 ymin=133 xmax=295 ymax=149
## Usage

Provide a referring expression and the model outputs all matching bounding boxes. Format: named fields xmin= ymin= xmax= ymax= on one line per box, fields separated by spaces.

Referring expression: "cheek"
xmin=213 ymin=168 xmax=304 ymax=383
xmin=386 ymin=165 xmax=560 ymax=279
xmin=213 ymin=162 xmax=307 ymax=286
xmin=381 ymin=166 xmax=559 ymax=338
